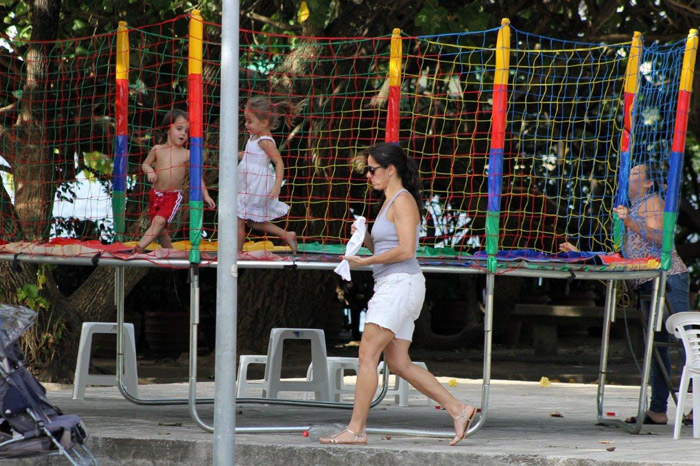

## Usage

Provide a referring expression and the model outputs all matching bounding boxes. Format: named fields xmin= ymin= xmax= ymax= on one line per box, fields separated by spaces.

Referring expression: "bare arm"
xmin=559 ymin=241 xmax=579 ymax=252
xmin=615 ymin=196 xmax=664 ymax=245
xmin=198 ymin=150 xmax=216 ymax=209
xmin=346 ymin=193 xmax=418 ymax=266
xmin=201 ymin=177 xmax=216 ymax=209
xmin=142 ymin=147 xmax=158 ymax=184
xmin=260 ymin=139 xmax=283 ymax=198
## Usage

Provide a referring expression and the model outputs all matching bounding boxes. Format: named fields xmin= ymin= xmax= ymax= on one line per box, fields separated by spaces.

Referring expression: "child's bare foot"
xmin=285 ymin=231 xmax=298 ymax=254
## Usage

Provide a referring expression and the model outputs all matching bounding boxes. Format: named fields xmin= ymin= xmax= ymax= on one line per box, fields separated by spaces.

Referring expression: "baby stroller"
xmin=0 ymin=304 xmax=96 ymax=465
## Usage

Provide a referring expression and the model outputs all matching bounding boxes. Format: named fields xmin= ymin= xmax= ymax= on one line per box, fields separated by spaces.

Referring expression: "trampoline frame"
xmin=0 ymin=253 xmax=666 ymax=438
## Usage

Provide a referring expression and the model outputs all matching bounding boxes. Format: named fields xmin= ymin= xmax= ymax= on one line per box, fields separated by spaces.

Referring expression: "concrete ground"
xmin=5 ymin=376 xmax=699 ymax=466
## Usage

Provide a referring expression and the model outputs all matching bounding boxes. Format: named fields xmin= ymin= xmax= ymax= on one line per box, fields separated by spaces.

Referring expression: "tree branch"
xmin=589 ymin=0 xmax=623 ymax=36
xmin=592 ymin=32 xmax=688 ymax=42
xmin=62 ymin=4 xmax=117 ymax=25
xmin=663 ymin=0 xmax=700 ymax=17
xmin=244 ymin=11 xmax=301 ymax=32
xmin=0 ymin=102 xmax=17 ymax=115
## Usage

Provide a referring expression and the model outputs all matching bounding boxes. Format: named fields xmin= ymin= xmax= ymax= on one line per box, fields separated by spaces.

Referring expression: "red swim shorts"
xmin=149 ymin=189 xmax=183 ymax=223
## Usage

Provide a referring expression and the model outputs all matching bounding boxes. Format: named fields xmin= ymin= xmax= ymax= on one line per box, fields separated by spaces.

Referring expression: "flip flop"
xmin=450 ymin=405 xmax=477 ymax=446
xmin=624 ymin=414 xmax=667 ymax=425
xmin=683 ymin=412 xmax=693 ymax=426
xmin=319 ymin=428 xmax=367 ymax=445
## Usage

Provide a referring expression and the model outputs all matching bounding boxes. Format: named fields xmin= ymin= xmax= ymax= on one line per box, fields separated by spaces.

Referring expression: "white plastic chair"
xmin=305 ymin=357 xmax=358 ymax=402
xmin=72 ymin=322 xmax=138 ymax=400
xmin=264 ymin=328 xmax=330 ymax=401
xmin=236 ymin=328 xmax=331 ymax=401
xmin=377 ymin=361 xmax=431 ymax=407
xmin=665 ymin=312 xmax=700 ymax=439
xmin=236 ymin=355 xmax=267 ymax=398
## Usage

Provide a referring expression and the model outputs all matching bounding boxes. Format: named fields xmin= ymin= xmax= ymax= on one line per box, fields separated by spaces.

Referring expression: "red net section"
xmin=0 ymin=30 xmax=116 ymax=243
xmin=236 ymin=29 xmax=391 ymax=249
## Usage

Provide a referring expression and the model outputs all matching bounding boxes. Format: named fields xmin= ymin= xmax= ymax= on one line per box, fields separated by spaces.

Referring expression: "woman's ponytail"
xmin=367 ymin=142 xmax=424 ymax=213
xmin=403 ymin=155 xmax=424 ymax=214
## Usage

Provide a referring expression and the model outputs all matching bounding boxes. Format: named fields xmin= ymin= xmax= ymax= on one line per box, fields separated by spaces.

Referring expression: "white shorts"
xmin=365 ymin=272 xmax=426 ymax=341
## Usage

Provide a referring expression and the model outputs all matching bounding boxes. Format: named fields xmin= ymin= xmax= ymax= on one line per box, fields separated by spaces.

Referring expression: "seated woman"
xmin=561 ymin=163 xmax=690 ymax=425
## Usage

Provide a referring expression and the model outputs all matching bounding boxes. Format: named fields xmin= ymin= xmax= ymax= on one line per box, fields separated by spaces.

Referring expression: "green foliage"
xmin=14 ymin=267 xmax=66 ymax=371
xmin=415 ymin=0 xmax=492 ymax=35
xmin=0 ymin=0 xmax=222 ymax=40
xmin=298 ymin=0 xmax=332 ymax=32
xmin=70 ymin=18 xmax=90 ymax=33
xmin=83 ymin=151 xmax=113 ymax=178
xmin=16 ymin=269 xmax=50 ymax=311
xmin=686 ymin=134 xmax=700 ymax=177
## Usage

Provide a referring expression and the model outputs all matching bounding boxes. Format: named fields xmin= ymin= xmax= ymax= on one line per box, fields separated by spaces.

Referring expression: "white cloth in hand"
xmin=334 ymin=216 xmax=367 ymax=281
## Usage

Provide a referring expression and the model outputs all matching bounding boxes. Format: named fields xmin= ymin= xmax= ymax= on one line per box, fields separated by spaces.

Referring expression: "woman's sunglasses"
xmin=365 ymin=165 xmax=385 ymax=175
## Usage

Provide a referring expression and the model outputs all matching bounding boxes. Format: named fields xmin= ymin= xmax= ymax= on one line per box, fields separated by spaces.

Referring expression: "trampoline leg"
xmin=188 ymin=265 xmax=213 ymax=431
xmin=468 ymin=272 xmax=494 ymax=436
xmin=597 ymin=279 xmax=617 ymax=423
xmin=114 ymin=266 xmax=215 ymax=406
xmin=597 ymin=273 xmax=666 ymax=434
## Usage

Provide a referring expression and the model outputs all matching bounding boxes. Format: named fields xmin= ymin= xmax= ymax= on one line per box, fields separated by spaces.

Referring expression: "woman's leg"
xmin=249 ymin=221 xmax=297 ymax=253
xmin=319 ymin=323 xmax=394 ymax=443
xmin=384 ymin=338 xmax=476 ymax=442
xmin=636 ymin=275 xmax=690 ymax=423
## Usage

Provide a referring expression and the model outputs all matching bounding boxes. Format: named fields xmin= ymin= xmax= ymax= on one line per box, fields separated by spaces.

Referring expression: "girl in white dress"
xmin=238 ymin=97 xmax=297 ymax=253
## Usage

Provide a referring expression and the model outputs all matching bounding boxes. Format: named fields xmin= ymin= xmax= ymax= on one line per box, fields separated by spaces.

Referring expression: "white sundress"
xmin=237 ymin=135 xmax=290 ymax=222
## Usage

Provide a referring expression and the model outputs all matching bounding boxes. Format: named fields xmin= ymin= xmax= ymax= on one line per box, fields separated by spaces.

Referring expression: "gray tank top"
xmin=371 ymin=188 xmax=421 ymax=279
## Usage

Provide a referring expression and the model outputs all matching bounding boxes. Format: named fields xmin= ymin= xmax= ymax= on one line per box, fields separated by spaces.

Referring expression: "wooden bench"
xmin=508 ymin=304 xmax=610 ymax=356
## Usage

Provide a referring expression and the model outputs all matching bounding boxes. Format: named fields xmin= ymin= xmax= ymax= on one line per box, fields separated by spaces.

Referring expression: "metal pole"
xmin=189 ymin=265 xmax=213 ymax=430
xmin=596 ymin=279 xmax=616 ymax=425
xmin=634 ymin=274 xmax=664 ymax=431
xmin=115 ymin=267 xmax=125 ymax=393
xmin=468 ymin=272 xmax=493 ymax=434
xmin=214 ymin=0 xmax=239 ymax=463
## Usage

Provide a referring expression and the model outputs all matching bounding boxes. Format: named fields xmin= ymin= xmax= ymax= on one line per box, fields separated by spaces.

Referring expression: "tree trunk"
xmin=12 ymin=0 xmax=61 ymax=239
xmin=0 ymin=0 xmax=156 ymax=382
xmin=237 ymin=269 xmax=337 ymax=353
xmin=414 ymin=275 xmax=482 ymax=349
xmin=413 ymin=276 xmax=523 ymax=349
